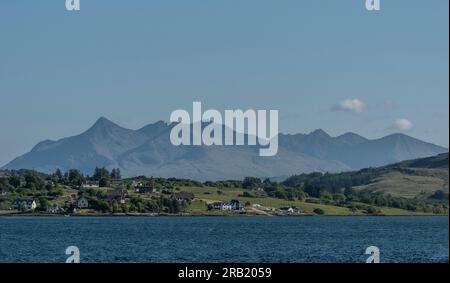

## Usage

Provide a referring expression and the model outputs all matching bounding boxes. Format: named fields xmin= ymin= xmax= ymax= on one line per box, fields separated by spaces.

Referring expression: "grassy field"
xmin=53 ymin=187 xmax=79 ymax=206
xmin=0 ymin=185 xmax=440 ymax=217
xmin=354 ymin=168 xmax=449 ymax=199
xmin=178 ymin=186 xmax=434 ymax=216
xmin=0 ymin=210 xmax=18 ymax=215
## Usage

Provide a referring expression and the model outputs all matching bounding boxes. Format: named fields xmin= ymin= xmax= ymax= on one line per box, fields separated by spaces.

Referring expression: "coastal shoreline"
xmin=1 ymin=212 xmax=447 ymax=217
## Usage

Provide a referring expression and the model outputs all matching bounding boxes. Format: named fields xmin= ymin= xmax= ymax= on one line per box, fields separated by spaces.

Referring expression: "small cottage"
xmin=82 ymin=181 xmax=99 ymax=188
xmin=174 ymin=193 xmax=195 ymax=201
xmin=107 ymin=189 xmax=129 ymax=204
xmin=135 ymin=186 xmax=157 ymax=194
xmin=12 ymin=200 xmax=37 ymax=211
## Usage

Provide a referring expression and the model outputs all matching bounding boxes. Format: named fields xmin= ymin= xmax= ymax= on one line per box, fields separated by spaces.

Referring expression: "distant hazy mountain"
xmin=280 ymin=129 xmax=447 ymax=169
xmin=3 ymin=117 xmax=447 ymax=180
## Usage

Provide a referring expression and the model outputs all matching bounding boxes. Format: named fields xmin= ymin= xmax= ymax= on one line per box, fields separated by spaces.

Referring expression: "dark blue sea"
xmin=0 ymin=216 xmax=448 ymax=263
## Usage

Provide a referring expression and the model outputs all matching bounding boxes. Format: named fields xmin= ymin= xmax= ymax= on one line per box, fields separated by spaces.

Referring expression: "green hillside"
xmin=283 ymin=153 xmax=449 ymax=199
xmin=355 ymin=153 xmax=448 ymax=198
xmin=387 ymin=153 xmax=449 ymax=169
xmin=0 ymin=154 xmax=448 ymax=216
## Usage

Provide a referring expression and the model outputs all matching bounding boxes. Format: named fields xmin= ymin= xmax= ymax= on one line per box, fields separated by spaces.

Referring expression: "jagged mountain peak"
xmin=2 ymin=118 xmax=448 ymax=180
xmin=308 ymin=129 xmax=331 ymax=138
xmin=137 ymin=120 xmax=171 ymax=141
xmin=337 ymin=132 xmax=365 ymax=138
xmin=87 ymin=117 xmax=122 ymax=131
xmin=335 ymin=132 xmax=368 ymax=145
xmin=137 ymin=120 xmax=169 ymax=132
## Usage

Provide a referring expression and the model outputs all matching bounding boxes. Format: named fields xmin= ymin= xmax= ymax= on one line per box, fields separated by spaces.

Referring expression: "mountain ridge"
xmin=3 ymin=117 xmax=448 ymax=181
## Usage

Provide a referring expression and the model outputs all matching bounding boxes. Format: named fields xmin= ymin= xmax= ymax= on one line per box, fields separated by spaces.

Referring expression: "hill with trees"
xmin=0 ymin=154 xmax=447 ymax=216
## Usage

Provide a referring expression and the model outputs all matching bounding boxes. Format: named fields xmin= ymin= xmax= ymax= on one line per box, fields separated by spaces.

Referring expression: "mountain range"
xmin=2 ymin=117 xmax=448 ymax=181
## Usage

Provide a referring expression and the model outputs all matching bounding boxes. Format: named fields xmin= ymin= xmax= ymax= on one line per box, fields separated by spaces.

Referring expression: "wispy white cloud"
xmin=393 ymin=118 xmax=413 ymax=131
xmin=332 ymin=99 xmax=365 ymax=113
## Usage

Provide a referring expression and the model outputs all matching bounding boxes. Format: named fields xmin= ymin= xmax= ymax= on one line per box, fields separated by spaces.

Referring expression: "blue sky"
xmin=0 ymin=0 xmax=448 ymax=166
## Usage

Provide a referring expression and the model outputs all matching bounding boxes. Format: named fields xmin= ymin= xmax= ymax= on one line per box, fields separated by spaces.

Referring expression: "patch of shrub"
xmin=313 ymin=208 xmax=325 ymax=215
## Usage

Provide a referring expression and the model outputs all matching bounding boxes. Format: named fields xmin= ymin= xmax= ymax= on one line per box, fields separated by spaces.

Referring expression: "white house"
xmin=279 ymin=207 xmax=297 ymax=214
xmin=12 ymin=200 xmax=37 ymax=211
xmin=46 ymin=206 xmax=64 ymax=214
xmin=218 ymin=200 xmax=242 ymax=211
xmin=82 ymin=181 xmax=99 ymax=188
xmin=77 ymin=197 xmax=89 ymax=208
xmin=135 ymin=186 xmax=157 ymax=194
xmin=220 ymin=203 xmax=233 ymax=210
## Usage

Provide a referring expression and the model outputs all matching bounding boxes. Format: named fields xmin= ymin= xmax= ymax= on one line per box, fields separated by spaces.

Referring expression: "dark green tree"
xmin=99 ymin=177 xmax=110 ymax=188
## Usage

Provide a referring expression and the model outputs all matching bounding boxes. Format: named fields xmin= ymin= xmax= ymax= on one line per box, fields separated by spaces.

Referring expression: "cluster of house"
xmin=74 ymin=190 xmax=195 ymax=210
xmin=75 ymin=188 xmax=129 ymax=209
xmin=10 ymin=196 xmax=90 ymax=212
xmin=46 ymin=206 xmax=66 ymax=213
xmin=132 ymin=181 xmax=158 ymax=194
xmin=11 ymin=200 xmax=63 ymax=213
xmin=82 ymin=180 xmax=191 ymax=198
xmin=0 ymin=171 xmax=10 ymax=179
xmin=10 ymin=199 xmax=70 ymax=213
xmin=174 ymin=193 xmax=196 ymax=201
xmin=5 ymin=173 xmax=200 ymax=213
xmin=279 ymin=206 xmax=299 ymax=214
xmin=16 ymin=192 xmax=116 ymax=213
xmin=81 ymin=179 xmax=123 ymax=189
xmin=11 ymin=200 xmax=37 ymax=211
xmin=251 ymin=203 xmax=299 ymax=214
xmin=9 ymin=190 xmax=127 ymax=213
xmin=251 ymin=203 xmax=273 ymax=211
xmin=211 ymin=200 xmax=244 ymax=211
